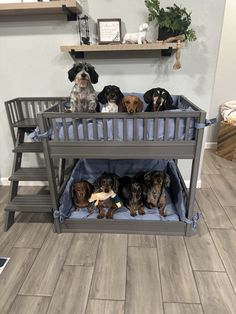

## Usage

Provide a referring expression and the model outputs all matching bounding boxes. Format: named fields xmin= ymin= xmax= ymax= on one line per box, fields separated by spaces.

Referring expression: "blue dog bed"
xmin=56 ymin=159 xmax=188 ymax=223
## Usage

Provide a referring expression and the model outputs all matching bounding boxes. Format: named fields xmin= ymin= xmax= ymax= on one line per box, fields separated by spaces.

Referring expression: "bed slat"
xmin=72 ymin=118 xmax=78 ymax=141
xmin=164 ymin=118 xmax=169 ymax=141
xmin=174 ymin=117 xmax=180 ymax=141
xmin=185 ymin=117 xmax=191 ymax=141
xmin=52 ymin=119 xmax=59 ymax=141
xmin=62 ymin=118 xmax=69 ymax=140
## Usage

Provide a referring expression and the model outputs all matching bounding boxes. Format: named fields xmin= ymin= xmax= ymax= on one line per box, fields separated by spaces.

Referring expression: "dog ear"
xmin=122 ymin=186 xmax=130 ymax=200
xmin=68 ymin=64 xmax=78 ymax=82
xmin=164 ymin=173 xmax=171 ymax=187
xmin=137 ymin=98 xmax=144 ymax=112
xmin=164 ymin=91 xmax=173 ymax=108
xmin=112 ymin=175 xmax=120 ymax=193
xmin=71 ymin=183 xmax=76 ymax=198
xmin=144 ymin=171 xmax=152 ymax=186
xmin=97 ymin=88 xmax=106 ymax=104
xmin=144 ymin=88 xmax=156 ymax=105
xmin=117 ymin=88 xmax=124 ymax=102
xmin=85 ymin=181 xmax=94 ymax=198
xmin=119 ymin=98 xmax=127 ymax=112
xmin=93 ymin=176 xmax=101 ymax=192
xmin=87 ymin=64 xmax=99 ymax=84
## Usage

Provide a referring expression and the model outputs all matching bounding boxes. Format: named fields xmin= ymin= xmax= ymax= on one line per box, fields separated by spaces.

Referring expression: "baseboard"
xmin=205 ymin=142 xmax=217 ymax=149
xmin=184 ymin=179 xmax=201 ymax=189
xmin=0 ymin=178 xmax=48 ymax=186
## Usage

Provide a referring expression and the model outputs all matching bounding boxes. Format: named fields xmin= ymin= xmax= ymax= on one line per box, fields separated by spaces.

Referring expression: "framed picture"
xmin=97 ymin=19 xmax=121 ymax=44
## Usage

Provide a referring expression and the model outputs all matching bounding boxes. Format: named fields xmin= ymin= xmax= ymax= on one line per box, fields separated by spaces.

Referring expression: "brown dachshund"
xmin=93 ymin=172 xmax=120 ymax=219
xmin=121 ymin=95 xmax=144 ymax=113
xmin=72 ymin=180 xmax=94 ymax=213
xmin=136 ymin=171 xmax=170 ymax=216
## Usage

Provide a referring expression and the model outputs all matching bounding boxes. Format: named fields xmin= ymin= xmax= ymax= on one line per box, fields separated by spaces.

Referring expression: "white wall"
xmin=207 ymin=0 xmax=236 ymax=144
xmin=0 ymin=0 xmax=225 ymax=183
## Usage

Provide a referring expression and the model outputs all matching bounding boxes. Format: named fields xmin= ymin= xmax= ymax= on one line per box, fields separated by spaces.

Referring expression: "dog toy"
xmin=89 ymin=190 xmax=122 ymax=208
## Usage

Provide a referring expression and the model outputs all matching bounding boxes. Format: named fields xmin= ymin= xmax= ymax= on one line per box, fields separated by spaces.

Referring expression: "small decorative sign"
xmin=97 ymin=19 xmax=121 ymax=44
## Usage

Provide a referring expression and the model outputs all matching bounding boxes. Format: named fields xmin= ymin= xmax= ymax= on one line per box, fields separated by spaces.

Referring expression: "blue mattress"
xmin=55 ymin=159 xmax=188 ymax=223
xmin=52 ymin=95 xmax=195 ymax=141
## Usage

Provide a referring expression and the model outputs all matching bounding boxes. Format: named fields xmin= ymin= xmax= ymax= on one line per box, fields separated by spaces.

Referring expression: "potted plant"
xmin=145 ymin=0 xmax=197 ymax=41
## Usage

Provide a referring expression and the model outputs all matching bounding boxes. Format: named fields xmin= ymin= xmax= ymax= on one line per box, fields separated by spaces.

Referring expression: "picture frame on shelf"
xmin=97 ymin=18 xmax=121 ymax=44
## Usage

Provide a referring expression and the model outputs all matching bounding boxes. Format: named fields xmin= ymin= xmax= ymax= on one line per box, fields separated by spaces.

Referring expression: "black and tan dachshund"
xmin=93 ymin=172 xmax=120 ymax=219
xmin=119 ymin=176 xmax=145 ymax=216
xmin=98 ymin=85 xmax=124 ymax=112
xmin=144 ymin=87 xmax=177 ymax=112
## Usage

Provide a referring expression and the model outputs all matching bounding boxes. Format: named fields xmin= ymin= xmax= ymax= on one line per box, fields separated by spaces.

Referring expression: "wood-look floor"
xmin=0 ymin=149 xmax=236 ymax=314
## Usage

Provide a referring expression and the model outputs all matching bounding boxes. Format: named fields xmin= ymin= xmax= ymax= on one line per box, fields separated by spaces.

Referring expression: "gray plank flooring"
xmin=0 ymin=149 xmax=235 ymax=314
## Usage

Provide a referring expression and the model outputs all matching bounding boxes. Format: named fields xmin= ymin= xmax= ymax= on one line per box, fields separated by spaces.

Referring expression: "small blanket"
xmin=220 ymin=101 xmax=236 ymax=125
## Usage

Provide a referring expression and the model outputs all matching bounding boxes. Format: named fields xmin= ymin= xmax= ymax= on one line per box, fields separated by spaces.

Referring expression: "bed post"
xmin=37 ymin=113 xmax=61 ymax=233
xmin=186 ymin=110 xmax=206 ymax=236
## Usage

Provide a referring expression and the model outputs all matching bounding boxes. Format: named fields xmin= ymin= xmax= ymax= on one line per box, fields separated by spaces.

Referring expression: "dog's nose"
xmin=81 ymin=73 xmax=86 ymax=78
xmin=129 ymin=109 xmax=134 ymax=114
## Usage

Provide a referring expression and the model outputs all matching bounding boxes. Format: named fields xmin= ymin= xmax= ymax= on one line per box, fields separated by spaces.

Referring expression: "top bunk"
xmin=5 ymin=95 xmax=206 ymax=160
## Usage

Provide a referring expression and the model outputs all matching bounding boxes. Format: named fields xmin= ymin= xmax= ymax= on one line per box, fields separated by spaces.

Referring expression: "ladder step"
xmin=13 ymin=142 xmax=43 ymax=153
xmin=9 ymin=168 xmax=48 ymax=181
xmin=13 ymin=118 xmax=37 ymax=129
xmin=5 ymin=194 xmax=52 ymax=212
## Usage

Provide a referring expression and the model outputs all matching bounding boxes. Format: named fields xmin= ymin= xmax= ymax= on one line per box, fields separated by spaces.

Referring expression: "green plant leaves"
xmin=144 ymin=0 xmax=197 ymax=41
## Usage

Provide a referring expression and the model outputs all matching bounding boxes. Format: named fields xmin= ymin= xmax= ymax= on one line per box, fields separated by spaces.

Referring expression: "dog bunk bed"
xmin=20 ymin=93 xmax=207 ymax=236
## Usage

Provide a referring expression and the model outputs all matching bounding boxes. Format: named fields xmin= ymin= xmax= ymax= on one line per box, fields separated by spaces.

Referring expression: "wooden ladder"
xmin=4 ymin=120 xmax=53 ymax=231
xmin=4 ymin=98 xmax=66 ymax=231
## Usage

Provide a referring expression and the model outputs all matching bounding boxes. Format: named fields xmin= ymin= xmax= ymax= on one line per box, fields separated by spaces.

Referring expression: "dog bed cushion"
xmin=28 ymin=95 xmax=196 ymax=142
xmin=56 ymin=159 xmax=187 ymax=223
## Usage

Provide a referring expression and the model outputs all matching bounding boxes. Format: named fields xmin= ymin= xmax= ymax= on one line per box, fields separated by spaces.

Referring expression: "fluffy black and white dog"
xmin=144 ymin=87 xmax=177 ymax=112
xmin=68 ymin=62 xmax=100 ymax=112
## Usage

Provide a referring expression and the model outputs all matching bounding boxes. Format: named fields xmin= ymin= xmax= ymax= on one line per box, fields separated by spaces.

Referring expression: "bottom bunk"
xmin=54 ymin=159 xmax=199 ymax=235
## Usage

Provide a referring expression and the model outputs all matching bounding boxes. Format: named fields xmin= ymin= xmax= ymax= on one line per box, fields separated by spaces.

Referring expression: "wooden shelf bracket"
xmin=62 ymin=4 xmax=77 ymax=21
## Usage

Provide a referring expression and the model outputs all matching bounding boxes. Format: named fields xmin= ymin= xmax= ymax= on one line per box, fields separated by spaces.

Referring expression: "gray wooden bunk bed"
xmin=30 ymin=94 xmax=207 ymax=236
xmin=4 ymin=95 xmax=208 ymax=235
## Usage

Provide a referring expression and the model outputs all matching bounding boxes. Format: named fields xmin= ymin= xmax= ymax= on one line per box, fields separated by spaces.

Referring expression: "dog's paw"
xmin=139 ymin=208 xmax=145 ymax=215
xmin=130 ymin=209 xmax=137 ymax=217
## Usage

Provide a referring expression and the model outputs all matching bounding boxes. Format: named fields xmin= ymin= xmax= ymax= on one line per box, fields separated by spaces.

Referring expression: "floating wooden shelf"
xmin=60 ymin=42 xmax=184 ymax=58
xmin=0 ymin=0 xmax=82 ymax=20
xmin=61 ymin=42 xmax=184 ymax=53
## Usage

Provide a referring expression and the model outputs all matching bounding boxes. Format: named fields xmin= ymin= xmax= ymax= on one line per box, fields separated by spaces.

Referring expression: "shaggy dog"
xmin=67 ymin=62 xmax=100 ymax=112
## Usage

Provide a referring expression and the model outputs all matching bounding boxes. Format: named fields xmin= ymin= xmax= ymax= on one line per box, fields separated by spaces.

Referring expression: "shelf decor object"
xmin=78 ymin=15 xmax=90 ymax=45
xmin=0 ymin=0 xmax=82 ymax=20
xmin=97 ymin=18 xmax=122 ymax=44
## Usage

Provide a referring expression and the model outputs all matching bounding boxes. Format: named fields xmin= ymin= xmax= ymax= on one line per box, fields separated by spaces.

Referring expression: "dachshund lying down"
xmin=71 ymin=170 xmax=171 ymax=218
